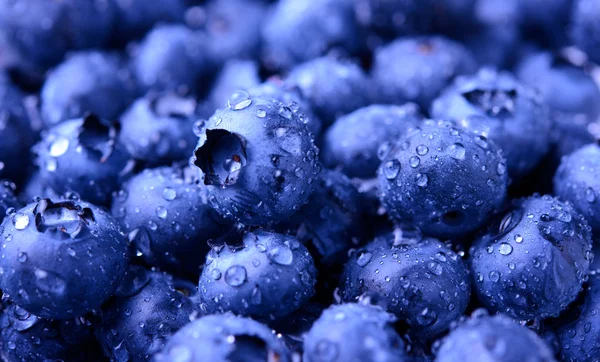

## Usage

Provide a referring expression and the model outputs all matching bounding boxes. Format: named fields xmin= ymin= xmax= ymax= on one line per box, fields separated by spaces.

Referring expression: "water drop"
xmin=17 ymin=252 xmax=27 ymax=263
xmin=416 ymin=144 xmax=429 ymax=156
xmin=228 ymin=91 xmax=252 ymax=110
xmin=498 ymin=243 xmax=513 ymax=255
xmin=586 ymin=188 xmax=596 ymax=203
xmin=267 ymin=246 xmax=294 ymax=265
xmin=409 ymin=156 xmax=420 ymax=168
xmin=489 ymin=270 xmax=500 ymax=282
xmin=416 ymin=173 xmax=428 ymax=187
xmin=382 ymin=160 xmax=401 ymax=179
xmin=155 ymin=206 xmax=168 ymax=219
xmin=251 ymin=286 xmax=262 ymax=305
xmin=256 ymin=109 xmax=266 ymax=118
xmin=514 ymin=234 xmax=523 ymax=243
xmin=474 ymin=135 xmax=489 ymax=149
xmin=497 ymin=162 xmax=507 ymax=176
xmin=224 ymin=265 xmax=247 ymax=287
xmin=356 ymin=251 xmax=372 ymax=267
xmin=162 ymin=188 xmax=177 ymax=201
xmin=428 ymin=261 xmax=443 ymax=275
xmin=13 ymin=213 xmax=30 ymax=230
xmin=449 ymin=143 xmax=466 ymax=160
xmin=49 ymin=137 xmax=70 ymax=157
xmin=211 ymin=269 xmax=221 ymax=280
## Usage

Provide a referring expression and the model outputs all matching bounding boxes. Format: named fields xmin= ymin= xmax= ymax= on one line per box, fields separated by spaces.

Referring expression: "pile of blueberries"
xmin=3 ymin=0 xmax=600 ymax=361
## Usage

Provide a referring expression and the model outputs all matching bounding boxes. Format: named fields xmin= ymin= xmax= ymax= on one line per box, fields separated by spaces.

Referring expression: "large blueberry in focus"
xmin=303 ymin=303 xmax=408 ymax=362
xmin=112 ymin=165 xmax=232 ymax=276
xmin=192 ymin=93 xmax=321 ymax=225
xmin=322 ymin=103 xmax=423 ymax=179
xmin=571 ymin=0 xmax=600 ymax=64
xmin=378 ymin=120 xmax=508 ymax=239
xmin=340 ymin=231 xmax=471 ymax=341
xmin=199 ymin=230 xmax=317 ymax=320
xmin=154 ymin=313 xmax=291 ymax=362
xmin=431 ymin=68 xmax=551 ymax=180
xmin=0 ymin=198 xmax=130 ymax=319
xmin=470 ymin=195 xmax=593 ymax=320
xmin=35 ymin=115 xmax=133 ymax=206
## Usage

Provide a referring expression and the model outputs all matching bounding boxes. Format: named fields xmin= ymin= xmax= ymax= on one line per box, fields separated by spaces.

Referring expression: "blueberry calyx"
xmin=78 ymin=114 xmax=119 ymax=163
xmin=33 ymin=198 xmax=95 ymax=237
xmin=194 ymin=129 xmax=247 ymax=186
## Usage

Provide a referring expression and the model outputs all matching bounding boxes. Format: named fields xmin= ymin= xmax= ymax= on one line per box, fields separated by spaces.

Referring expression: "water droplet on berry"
xmin=13 ymin=213 xmax=29 ymax=230
xmin=382 ymin=160 xmax=400 ymax=179
xmin=162 ymin=188 xmax=177 ymax=201
xmin=155 ymin=206 xmax=168 ymax=219
xmin=224 ymin=265 xmax=247 ymax=286
xmin=49 ymin=137 xmax=70 ymax=157
xmin=499 ymin=243 xmax=513 ymax=255
xmin=228 ymin=91 xmax=252 ymax=110
xmin=356 ymin=251 xmax=372 ymax=267
xmin=449 ymin=143 xmax=466 ymax=160
xmin=416 ymin=144 xmax=429 ymax=156
xmin=416 ymin=173 xmax=428 ymax=187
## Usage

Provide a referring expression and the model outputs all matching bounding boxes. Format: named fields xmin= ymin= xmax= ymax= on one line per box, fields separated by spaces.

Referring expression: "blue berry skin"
xmin=431 ymin=68 xmax=551 ymax=180
xmin=303 ymin=303 xmax=408 ymax=362
xmin=35 ymin=115 xmax=133 ymax=206
xmin=119 ymin=93 xmax=200 ymax=167
xmin=286 ymin=56 xmax=371 ymax=128
xmin=132 ymin=25 xmax=213 ymax=96
xmin=378 ymin=120 xmax=508 ymax=239
xmin=154 ymin=313 xmax=291 ymax=362
xmin=554 ymin=272 xmax=600 ymax=362
xmin=0 ymin=198 xmax=130 ymax=320
xmin=436 ymin=312 xmax=557 ymax=362
xmin=111 ymin=165 xmax=232 ymax=277
xmin=0 ymin=181 xmax=20 ymax=224
xmin=19 ymin=172 xmax=60 ymax=206
xmin=96 ymin=267 xmax=196 ymax=362
xmin=340 ymin=232 xmax=471 ymax=341
xmin=354 ymin=0 xmax=434 ymax=38
xmin=519 ymin=0 xmax=573 ymax=47
xmin=554 ymin=143 xmax=600 ymax=233
xmin=208 ymin=59 xmax=261 ymax=109
xmin=0 ymin=303 xmax=104 ymax=362
xmin=571 ymin=0 xmax=600 ymax=64
xmin=262 ymin=0 xmax=363 ymax=71
xmin=322 ymin=103 xmax=423 ymax=179
xmin=198 ymin=230 xmax=317 ymax=320
xmin=41 ymin=51 xmax=138 ymax=127
xmin=470 ymin=195 xmax=593 ymax=320
xmin=372 ymin=36 xmax=477 ymax=110
xmin=192 ymin=93 xmax=321 ymax=226
xmin=112 ymin=0 xmax=186 ymax=43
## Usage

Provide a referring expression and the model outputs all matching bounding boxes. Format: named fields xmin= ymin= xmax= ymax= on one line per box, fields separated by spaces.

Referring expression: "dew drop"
xmin=155 ymin=206 xmax=168 ymax=219
xmin=416 ymin=144 xmax=429 ymax=156
xmin=13 ymin=213 xmax=30 ymax=230
xmin=17 ymin=252 xmax=27 ymax=263
xmin=409 ymin=156 xmax=420 ymax=168
xmin=382 ymin=160 xmax=401 ymax=179
xmin=228 ymin=91 xmax=252 ymax=110
xmin=224 ymin=265 xmax=247 ymax=287
xmin=356 ymin=251 xmax=372 ymax=267
xmin=162 ymin=188 xmax=177 ymax=201
xmin=49 ymin=137 xmax=70 ymax=157
xmin=449 ymin=143 xmax=466 ymax=160
xmin=416 ymin=173 xmax=428 ymax=187
xmin=498 ymin=243 xmax=513 ymax=255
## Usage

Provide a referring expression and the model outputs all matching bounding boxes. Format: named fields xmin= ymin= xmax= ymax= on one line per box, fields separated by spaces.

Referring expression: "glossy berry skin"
xmin=112 ymin=165 xmax=231 ymax=276
xmin=470 ymin=195 xmax=593 ymax=320
xmin=340 ymin=232 xmax=471 ymax=341
xmin=0 ymin=181 xmax=20 ymax=224
xmin=436 ymin=312 xmax=557 ymax=362
xmin=303 ymin=303 xmax=408 ymax=362
xmin=35 ymin=115 xmax=133 ymax=206
xmin=132 ymin=25 xmax=213 ymax=95
xmin=261 ymin=0 xmax=363 ymax=71
xmin=96 ymin=267 xmax=196 ymax=362
xmin=154 ymin=313 xmax=291 ymax=362
xmin=322 ymin=103 xmax=423 ymax=179
xmin=354 ymin=0 xmax=433 ymax=38
xmin=112 ymin=0 xmax=186 ymax=43
xmin=554 ymin=143 xmax=600 ymax=233
xmin=378 ymin=120 xmax=508 ymax=239
xmin=571 ymin=0 xmax=600 ymax=64
xmin=554 ymin=272 xmax=600 ymax=362
xmin=286 ymin=56 xmax=371 ymax=127
xmin=208 ymin=59 xmax=261 ymax=109
xmin=41 ymin=51 xmax=138 ymax=127
xmin=192 ymin=93 xmax=320 ymax=225
xmin=372 ymin=36 xmax=477 ymax=110
xmin=198 ymin=230 xmax=317 ymax=320
xmin=0 ymin=198 xmax=130 ymax=319
xmin=119 ymin=94 xmax=200 ymax=167
xmin=431 ymin=68 xmax=551 ymax=180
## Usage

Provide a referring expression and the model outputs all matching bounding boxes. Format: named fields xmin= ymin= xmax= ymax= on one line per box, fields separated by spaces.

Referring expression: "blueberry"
xmin=554 ymin=143 xmax=600 ymax=233
xmin=303 ymin=303 xmax=408 ymax=362
xmin=378 ymin=120 xmax=508 ymax=238
xmin=131 ymin=24 xmax=213 ymax=95
xmin=112 ymin=0 xmax=186 ymax=43
xmin=19 ymin=172 xmax=60 ymax=206
xmin=469 ymin=195 xmax=593 ymax=320
xmin=208 ymin=59 xmax=261 ymax=109
xmin=436 ymin=311 xmax=557 ymax=362
xmin=41 ymin=51 xmax=138 ymax=127
xmin=192 ymin=93 xmax=321 ymax=225
xmin=340 ymin=231 xmax=471 ymax=340
xmin=354 ymin=0 xmax=434 ymax=38
xmin=35 ymin=115 xmax=133 ymax=206
xmin=519 ymin=0 xmax=573 ymax=47
xmin=96 ymin=267 xmax=196 ymax=362
xmin=198 ymin=230 xmax=317 ymax=320
xmin=431 ymin=68 xmax=551 ymax=180
xmin=154 ymin=313 xmax=291 ymax=362
xmin=119 ymin=93 xmax=200 ymax=167
xmin=286 ymin=56 xmax=371 ymax=127
xmin=0 ymin=180 xmax=20 ymax=224
xmin=112 ymin=165 xmax=232 ymax=276
xmin=0 ymin=198 xmax=129 ymax=319
xmin=262 ymin=0 xmax=363 ymax=70
xmin=571 ymin=0 xmax=600 ymax=64
xmin=322 ymin=103 xmax=423 ymax=179
xmin=372 ymin=36 xmax=477 ymax=110
xmin=431 ymin=0 xmax=476 ymax=36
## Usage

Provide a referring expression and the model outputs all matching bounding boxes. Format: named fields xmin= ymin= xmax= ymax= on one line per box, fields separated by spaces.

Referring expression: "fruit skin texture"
xmin=378 ymin=119 xmax=508 ymax=239
xmin=41 ymin=51 xmax=138 ymax=127
xmin=372 ymin=36 xmax=477 ymax=110
xmin=554 ymin=143 xmax=600 ymax=233
xmin=0 ymin=198 xmax=130 ymax=320
xmin=436 ymin=312 xmax=557 ymax=362
xmin=340 ymin=232 xmax=471 ymax=341
xmin=322 ymin=103 xmax=423 ymax=179
xmin=431 ymin=68 xmax=551 ymax=180
xmin=192 ymin=93 xmax=321 ymax=225
xmin=96 ymin=267 xmax=196 ymax=362
xmin=35 ymin=115 xmax=133 ymax=206
xmin=111 ymin=165 xmax=231 ymax=277
xmin=571 ymin=0 xmax=600 ymax=64
xmin=198 ymin=230 xmax=317 ymax=320
xmin=470 ymin=195 xmax=593 ymax=320
xmin=153 ymin=313 xmax=291 ymax=362
xmin=303 ymin=303 xmax=408 ymax=362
